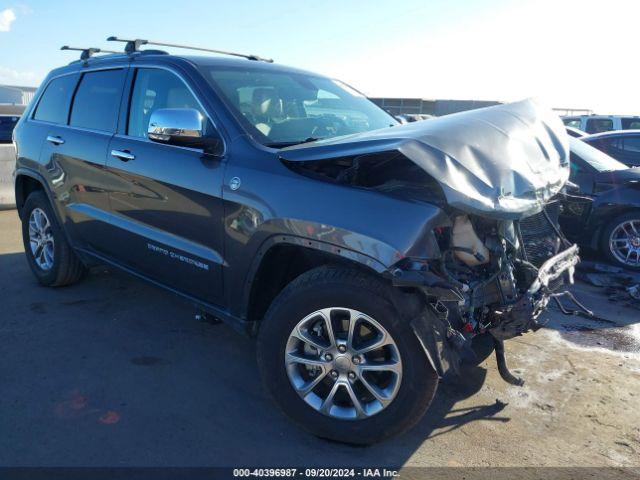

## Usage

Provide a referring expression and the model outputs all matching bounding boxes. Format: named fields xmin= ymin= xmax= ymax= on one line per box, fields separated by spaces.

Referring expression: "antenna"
xmin=106 ymin=36 xmax=273 ymax=63
xmin=61 ymin=46 xmax=119 ymax=62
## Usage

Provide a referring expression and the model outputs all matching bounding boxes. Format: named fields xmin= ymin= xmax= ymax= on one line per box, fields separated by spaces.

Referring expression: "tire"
xmin=21 ymin=191 xmax=86 ymax=286
xmin=600 ymin=211 xmax=640 ymax=271
xmin=256 ymin=266 xmax=438 ymax=445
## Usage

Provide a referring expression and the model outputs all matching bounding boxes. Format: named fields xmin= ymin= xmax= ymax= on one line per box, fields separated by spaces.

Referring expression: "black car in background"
xmin=0 ymin=114 xmax=20 ymax=143
xmin=582 ymin=130 xmax=640 ymax=167
xmin=560 ymin=137 xmax=640 ymax=269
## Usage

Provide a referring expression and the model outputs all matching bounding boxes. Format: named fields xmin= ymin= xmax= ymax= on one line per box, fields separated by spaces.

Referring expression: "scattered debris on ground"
xmin=577 ymin=260 xmax=640 ymax=309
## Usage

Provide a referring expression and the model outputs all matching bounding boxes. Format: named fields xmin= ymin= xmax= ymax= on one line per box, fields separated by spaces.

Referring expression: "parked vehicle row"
xmin=13 ymin=39 xmax=579 ymax=444
xmin=562 ymin=114 xmax=640 ymax=134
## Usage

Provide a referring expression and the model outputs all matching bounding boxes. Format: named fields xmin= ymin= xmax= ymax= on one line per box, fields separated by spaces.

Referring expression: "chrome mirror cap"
xmin=148 ymin=108 xmax=204 ymax=144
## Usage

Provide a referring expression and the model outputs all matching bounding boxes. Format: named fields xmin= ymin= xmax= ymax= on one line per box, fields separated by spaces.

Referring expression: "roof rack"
xmin=61 ymin=45 xmax=119 ymax=62
xmin=106 ymin=36 xmax=273 ymax=63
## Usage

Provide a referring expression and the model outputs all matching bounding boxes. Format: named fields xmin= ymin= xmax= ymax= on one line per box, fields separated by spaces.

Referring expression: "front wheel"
xmin=256 ymin=266 xmax=438 ymax=445
xmin=601 ymin=212 xmax=640 ymax=270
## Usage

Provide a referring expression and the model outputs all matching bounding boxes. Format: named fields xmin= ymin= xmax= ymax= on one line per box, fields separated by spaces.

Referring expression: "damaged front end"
xmin=280 ymin=98 xmax=586 ymax=386
xmin=391 ymin=204 xmax=585 ymax=385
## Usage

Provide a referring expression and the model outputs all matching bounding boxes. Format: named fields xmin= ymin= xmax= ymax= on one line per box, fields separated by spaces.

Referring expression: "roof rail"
xmin=61 ymin=46 xmax=119 ymax=62
xmin=106 ymin=36 xmax=273 ymax=63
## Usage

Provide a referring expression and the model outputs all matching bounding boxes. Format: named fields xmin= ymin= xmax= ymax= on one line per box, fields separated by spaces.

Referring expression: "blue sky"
xmin=1 ymin=0 xmax=639 ymax=114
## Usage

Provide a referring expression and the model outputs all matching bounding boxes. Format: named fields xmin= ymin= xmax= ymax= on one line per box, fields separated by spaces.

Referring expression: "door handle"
xmin=46 ymin=135 xmax=65 ymax=145
xmin=111 ymin=149 xmax=135 ymax=162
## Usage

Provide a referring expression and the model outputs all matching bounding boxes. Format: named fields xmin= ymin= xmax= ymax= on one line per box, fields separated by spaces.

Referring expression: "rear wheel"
xmin=601 ymin=212 xmax=640 ymax=270
xmin=21 ymin=191 xmax=86 ymax=286
xmin=257 ymin=266 xmax=438 ymax=444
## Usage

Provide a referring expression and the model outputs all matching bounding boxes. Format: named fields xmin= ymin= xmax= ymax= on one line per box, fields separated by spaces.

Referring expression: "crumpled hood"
xmin=280 ymin=98 xmax=570 ymax=220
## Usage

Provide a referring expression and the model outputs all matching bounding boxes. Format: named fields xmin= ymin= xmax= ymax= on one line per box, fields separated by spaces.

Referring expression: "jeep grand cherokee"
xmin=12 ymin=38 xmax=579 ymax=444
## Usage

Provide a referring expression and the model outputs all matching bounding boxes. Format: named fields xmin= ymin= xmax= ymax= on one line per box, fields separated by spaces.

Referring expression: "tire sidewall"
xmin=21 ymin=191 xmax=65 ymax=285
xmin=257 ymin=272 xmax=437 ymax=444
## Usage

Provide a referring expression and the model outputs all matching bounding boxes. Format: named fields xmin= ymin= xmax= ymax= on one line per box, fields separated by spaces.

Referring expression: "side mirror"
xmin=148 ymin=108 xmax=221 ymax=154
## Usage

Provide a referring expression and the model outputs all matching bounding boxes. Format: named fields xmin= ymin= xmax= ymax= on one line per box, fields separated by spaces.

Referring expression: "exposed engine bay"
xmin=392 ymin=203 xmax=586 ymax=385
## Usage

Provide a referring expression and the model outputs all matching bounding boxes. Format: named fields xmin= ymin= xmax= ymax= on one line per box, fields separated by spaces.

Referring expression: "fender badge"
xmin=229 ymin=177 xmax=241 ymax=191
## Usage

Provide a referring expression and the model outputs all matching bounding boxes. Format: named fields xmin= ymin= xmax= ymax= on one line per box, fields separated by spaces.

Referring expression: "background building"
xmin=0 ymin=85 xmax=37 ymax=106
xmin=369 ymin=98 xmax=501 ymax=117
xmin=370 ymin=97 xmax=593 ymax=117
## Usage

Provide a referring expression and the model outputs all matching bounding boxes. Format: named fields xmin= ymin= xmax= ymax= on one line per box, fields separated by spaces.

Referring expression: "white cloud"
xmin=0 ymin=66 xmax=38 ymax=85
xmin=315 ymin=0 xmax=640 ymax=115
xmin=0 ymin=8 xmax=16 ymax=32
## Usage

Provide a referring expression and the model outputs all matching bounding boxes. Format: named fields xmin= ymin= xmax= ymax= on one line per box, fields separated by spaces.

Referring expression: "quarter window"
xmin=33 ymin=75 xmax=77 ymax=124
xmin=623 ymin=136 xmax=640 ymax=152
xmin=128 ymin=69 xmax=203 ymax=139
xmin=563 ymin=118 xmax=581 ymax=129
xmin=70 ymin=69 xmax=126 ymax=132
xmin=585 ymin=118 xmax=613 ymax=134
xmin=621 ymin=118 xmax=640 ymax=129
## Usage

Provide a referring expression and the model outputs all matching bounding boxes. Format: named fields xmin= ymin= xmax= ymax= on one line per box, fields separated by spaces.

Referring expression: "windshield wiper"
xmin=266 ymin=137 xmax=322 ymax=148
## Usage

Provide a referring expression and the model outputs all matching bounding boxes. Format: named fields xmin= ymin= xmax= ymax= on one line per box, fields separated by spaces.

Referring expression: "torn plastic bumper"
xmin=399 ymin=242 xmax=582 ymax=382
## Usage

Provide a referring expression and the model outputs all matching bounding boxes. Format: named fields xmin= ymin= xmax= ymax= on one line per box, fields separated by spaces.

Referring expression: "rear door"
xmin=40 ymin=68 xmax=127 ymax=253
xmin=34 ymin=69 xmax=126 ymax=253
xmin=104 ymin=66 xmax=226 ymax=305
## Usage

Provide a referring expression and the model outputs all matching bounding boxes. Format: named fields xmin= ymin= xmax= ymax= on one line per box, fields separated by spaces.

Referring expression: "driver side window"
xmin=128 ymin=68 xmax=203 ymax=139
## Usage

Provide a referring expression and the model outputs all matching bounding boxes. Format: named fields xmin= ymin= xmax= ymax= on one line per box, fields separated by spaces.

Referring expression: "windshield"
xmin=202 ymin=66 xmax=397 ymax=146
xmin=569 ymin=137 xmax=627 ymax=172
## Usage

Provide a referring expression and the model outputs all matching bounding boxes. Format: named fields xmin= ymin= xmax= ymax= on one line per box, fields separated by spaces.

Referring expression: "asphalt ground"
xmin=1 ymin=209 xmax=639 ymax=471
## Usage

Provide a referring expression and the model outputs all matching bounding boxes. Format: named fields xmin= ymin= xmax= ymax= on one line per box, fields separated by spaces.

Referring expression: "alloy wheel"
xmin=284 ymin=307 xmax=402 ymax=420
xmin=28 ymin=207 xmax=55 ymax=271
xmin=609 ymin=219 xmax=640 ymax=267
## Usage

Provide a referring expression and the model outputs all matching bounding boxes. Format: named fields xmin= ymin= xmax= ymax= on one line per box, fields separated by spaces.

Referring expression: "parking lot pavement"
xmin=1 ymin=208 xmax=639 ymax=468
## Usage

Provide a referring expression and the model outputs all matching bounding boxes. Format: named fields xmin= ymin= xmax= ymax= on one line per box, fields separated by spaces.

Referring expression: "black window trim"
xmin=29 ymin=71 xmax=79 ymax=126
xmin=29 ymin=65 xmax=128 ymax=128
xmin=66 ymin=67 xmax=127 ymax=134
xmin=119 ymin=64 xmax=226 ymax=156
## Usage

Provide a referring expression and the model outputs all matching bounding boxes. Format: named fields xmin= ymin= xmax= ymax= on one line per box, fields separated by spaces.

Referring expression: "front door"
xmin=104 ymin=67 xmax=226 ymax=305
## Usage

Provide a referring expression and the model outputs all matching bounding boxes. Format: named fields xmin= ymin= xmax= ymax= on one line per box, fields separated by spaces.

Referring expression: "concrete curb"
xmin=0 ymin=144 xmax=16 ymax=209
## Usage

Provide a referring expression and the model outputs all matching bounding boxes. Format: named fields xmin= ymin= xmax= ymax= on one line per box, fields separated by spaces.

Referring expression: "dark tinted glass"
xmin=585 ymin=118 xmax=613 ymax=134
xmin=621 ymin=118 xmax=640 ymax=129
xmin=33 ymin=75 xmax=77 ymax=124
xmin=623 ymin=136 xmax=640 ymax=152
xmin=70 ymin=69 xmax=125 ymax=132
xmin=128 ymin=68 xmax=202 ymax=138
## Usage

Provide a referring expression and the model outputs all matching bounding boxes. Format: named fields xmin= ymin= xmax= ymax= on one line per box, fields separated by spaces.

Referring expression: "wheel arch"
xmin=242 ymin=235 xmax=389 ymax=331
xmin=14 ymin=169 xmax=54 ymax=220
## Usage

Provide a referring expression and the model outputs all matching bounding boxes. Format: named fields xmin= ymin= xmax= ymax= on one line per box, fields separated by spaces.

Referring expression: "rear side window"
xmin=585 ymin=118 xmax=613 ymax=134
xmin=127 ymin=68 xmax=202 ymax=139
xmin=623 ymin=136 xmax=640 ymax=152
xmin=70 ymin=69 xmax=126 ymax=132
xmin=621 ymin=118 xmax=640 ymax=129
xmin=33 ymin=75 xmax=77 ymax=124
xmin=563 ymin=118 xmax=581 ymax=128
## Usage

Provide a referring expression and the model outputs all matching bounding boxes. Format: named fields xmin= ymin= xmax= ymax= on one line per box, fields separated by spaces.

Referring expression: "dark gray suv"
xmin=13 ymin=39 xmax=580 ymax=444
